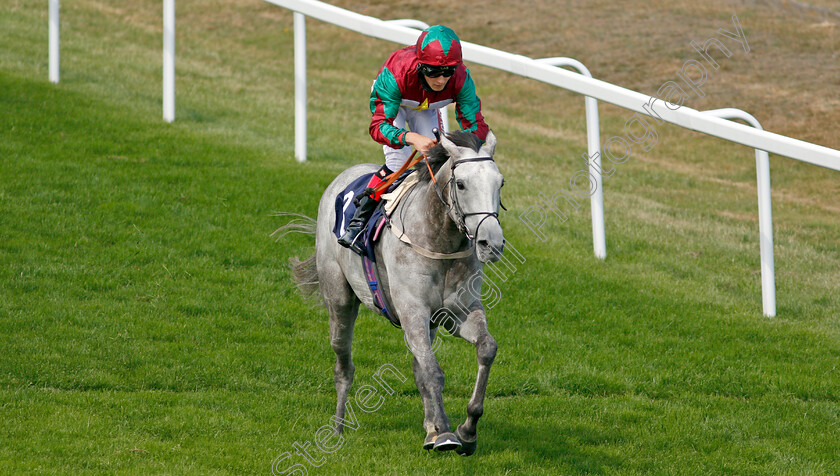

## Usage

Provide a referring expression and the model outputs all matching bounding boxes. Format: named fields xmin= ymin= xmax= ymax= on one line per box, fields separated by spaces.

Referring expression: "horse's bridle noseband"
xmin=435 ymin=156 xmax=501 ymax=242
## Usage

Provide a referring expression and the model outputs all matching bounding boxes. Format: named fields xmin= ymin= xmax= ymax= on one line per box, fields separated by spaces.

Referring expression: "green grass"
xmin=2 ymin=0 xmax=840 ymax=474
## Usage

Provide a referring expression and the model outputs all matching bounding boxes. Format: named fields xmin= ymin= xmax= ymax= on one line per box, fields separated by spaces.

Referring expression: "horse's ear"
xmin=479 ymin=130 xmax=497 ymax=157
xmin=440 ymin=133 xmax=469 ymax=159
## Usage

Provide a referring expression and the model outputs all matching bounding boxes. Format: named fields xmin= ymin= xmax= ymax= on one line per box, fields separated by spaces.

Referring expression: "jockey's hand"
xmin=405 ymin=132 xmax=437 ymax=156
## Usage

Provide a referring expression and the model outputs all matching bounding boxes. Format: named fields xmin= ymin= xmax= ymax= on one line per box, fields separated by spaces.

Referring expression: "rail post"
xmin=537 ymin=57 xmax=606 ymax=260
xmin=49 ymin=0 xmax=59 ymax=83
xmin=294 ymin=12 xmax=307 ymax=162
xmin=703 ymin=108 xmax=776 ymax=317
xmin=163 ymin=0 xmax=175 ymax=122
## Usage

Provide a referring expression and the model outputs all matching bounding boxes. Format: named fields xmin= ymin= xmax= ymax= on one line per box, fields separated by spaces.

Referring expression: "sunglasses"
xmin=419 ymin=64 xmax=456 ymax=78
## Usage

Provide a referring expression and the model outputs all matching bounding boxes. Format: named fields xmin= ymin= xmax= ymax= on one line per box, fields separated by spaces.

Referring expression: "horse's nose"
xmin=476 ymin=238 xmax=503 ymax=263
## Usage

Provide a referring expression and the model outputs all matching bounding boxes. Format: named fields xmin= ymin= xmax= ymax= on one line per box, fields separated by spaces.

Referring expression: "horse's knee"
xmin=477 ymin=335 xmax=497 ymax=366
xmin=417 ymin=358 xmax=445 ymax=390
xmin=467 ymin=400 xmax=483 ymax=420
xmin=334 ymin=359 xmax=355 ymax=383
xmin=331 ymin=339 xmax=350 ymax=357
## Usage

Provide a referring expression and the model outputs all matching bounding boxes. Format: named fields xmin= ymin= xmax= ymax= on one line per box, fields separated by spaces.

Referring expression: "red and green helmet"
xmin=415 ymin=25 xmax=463 ymax=67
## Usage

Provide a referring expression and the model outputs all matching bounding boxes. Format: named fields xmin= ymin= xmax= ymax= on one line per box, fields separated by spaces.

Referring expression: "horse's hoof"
xmin=433 ymin=432 xmax=461 ymax=452
xmin=423 ymin=433 xmax=437 ymax=450
xmin=455 ymin=425 xmax=477 ymax=457
xmin=454 ymin=439 xmax=477 ymax=457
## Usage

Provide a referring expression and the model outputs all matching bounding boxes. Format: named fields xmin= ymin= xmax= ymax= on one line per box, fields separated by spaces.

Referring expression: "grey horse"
xmin=285 ymin=130 xmax=504 ymax=456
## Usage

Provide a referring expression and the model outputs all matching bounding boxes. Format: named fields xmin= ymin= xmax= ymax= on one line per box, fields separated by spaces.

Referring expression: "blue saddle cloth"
xmin=332 ymin=170 xmax=413 ymax=261
xmin=332 ymin=171 xmax=411 ymax=328
xmin=332 ymin=173 xmax=386 ymax=260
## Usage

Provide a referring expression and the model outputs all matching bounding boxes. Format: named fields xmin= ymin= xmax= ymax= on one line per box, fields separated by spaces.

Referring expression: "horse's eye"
xmin=456 ymin=180 xmax=466 ymax=190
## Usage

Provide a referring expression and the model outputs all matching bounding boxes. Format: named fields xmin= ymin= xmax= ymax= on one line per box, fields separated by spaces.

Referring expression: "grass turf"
xmin=2 ymin=0 xmax=839 ymax=474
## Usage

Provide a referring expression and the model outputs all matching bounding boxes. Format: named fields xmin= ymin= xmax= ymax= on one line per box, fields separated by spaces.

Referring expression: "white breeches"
xmin=383 ymin=106 xmax=444 ymax=171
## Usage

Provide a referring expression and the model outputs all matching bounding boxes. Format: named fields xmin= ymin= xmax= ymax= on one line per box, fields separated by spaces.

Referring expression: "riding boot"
xmin=337 ymin=194 xmax=379 ymax=253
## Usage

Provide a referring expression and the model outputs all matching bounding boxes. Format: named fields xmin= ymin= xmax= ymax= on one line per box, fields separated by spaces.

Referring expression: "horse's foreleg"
xmin=404 ymin=319 xmax=459 ymax=451
xmin=453 ymin=308 xmax=497 ymax=456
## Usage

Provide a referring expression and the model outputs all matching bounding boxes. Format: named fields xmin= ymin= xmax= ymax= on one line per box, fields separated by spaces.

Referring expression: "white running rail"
xmin=294 ymin=12 xmax=306 ymax=162
xmin=259 ymin=0 xmax=840 ymax=317
xmin=47 ymin=0 xmax=840 ymax=317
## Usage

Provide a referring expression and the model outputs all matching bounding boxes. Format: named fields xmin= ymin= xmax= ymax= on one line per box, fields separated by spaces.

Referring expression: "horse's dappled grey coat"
xmin=288 ymin=131 xmax=504 ymax=455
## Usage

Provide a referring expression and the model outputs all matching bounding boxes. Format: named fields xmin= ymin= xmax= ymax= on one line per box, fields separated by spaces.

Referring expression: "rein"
xmin=390 ymin=154 xmax=501 ymax=260
xmin=371 ymin=150 xmax=425 ymax=196
xmin=370 ymin=132 xmax=503 ymax=260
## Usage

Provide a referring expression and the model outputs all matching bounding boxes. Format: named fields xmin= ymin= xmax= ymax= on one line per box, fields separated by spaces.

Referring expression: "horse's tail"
xmin=289 ymin=253 xmax=319 ymax=298
xmin=271 ymin=213 xmax=320 ymax=299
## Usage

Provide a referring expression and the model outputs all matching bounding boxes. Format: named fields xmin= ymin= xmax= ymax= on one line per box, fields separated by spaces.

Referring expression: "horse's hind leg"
xmin=322 ymin=265 xmax=360 ymax=434
xmin=329 ymin=300 xmax=359 ymax=434
xmin=452 ymin=308 xmax=497 ymax=456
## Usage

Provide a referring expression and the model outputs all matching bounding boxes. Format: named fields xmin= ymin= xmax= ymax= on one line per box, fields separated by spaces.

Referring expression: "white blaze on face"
xmin=463 ymin=162 xmax=504 ymax=263
xmin=441 ymin=132 xmax=504 ymax=263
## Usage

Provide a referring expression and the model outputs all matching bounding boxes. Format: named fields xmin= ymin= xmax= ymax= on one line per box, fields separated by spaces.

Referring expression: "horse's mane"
xmin=413 ymin=131 xmax=482 ymax=182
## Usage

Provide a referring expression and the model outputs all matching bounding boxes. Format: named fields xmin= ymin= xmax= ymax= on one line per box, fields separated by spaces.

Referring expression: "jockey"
xmin=338 ymin=24 xmax=490 ymax=252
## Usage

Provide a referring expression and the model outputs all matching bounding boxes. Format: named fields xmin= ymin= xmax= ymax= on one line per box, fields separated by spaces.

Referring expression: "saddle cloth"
xmin=332 ymin=170 xmax=418 ymax=260
xmin=332 ymin=170 xmax=418 ymax=328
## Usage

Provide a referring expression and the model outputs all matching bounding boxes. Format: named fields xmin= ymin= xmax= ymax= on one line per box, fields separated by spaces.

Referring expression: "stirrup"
xmin=338 ymin=226 xmax=366 ymax=254
xmin=347 ymin=233 xmax=366 ymax=255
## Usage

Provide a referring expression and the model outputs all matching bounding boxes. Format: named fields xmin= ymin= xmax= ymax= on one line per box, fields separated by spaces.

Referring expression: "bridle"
xmin=387 ymin=150 xmax=506 ymax=261
xmin=432 ymin=156 xmax=503 ymax=242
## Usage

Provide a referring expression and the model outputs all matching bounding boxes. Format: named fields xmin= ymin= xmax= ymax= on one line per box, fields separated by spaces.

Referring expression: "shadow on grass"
xmin=477 ymin=417 xmax=625 ymax=474
xmin=370 ymin=400 xmax=626 ymax=474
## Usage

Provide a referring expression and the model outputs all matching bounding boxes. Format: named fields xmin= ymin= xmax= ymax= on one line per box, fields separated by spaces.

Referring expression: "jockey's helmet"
xmin=416 ymin=25 xmax=463 ymax=68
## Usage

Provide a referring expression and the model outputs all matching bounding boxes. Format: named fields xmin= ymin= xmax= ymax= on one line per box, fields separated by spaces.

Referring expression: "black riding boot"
xmin=337 ymin=194 xmax=379 ymax=253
